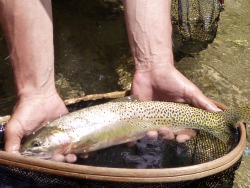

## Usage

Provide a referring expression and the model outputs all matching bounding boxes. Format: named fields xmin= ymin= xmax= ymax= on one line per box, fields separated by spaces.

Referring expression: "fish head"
xmin=20 ymin=126 xmax=70 ymax=159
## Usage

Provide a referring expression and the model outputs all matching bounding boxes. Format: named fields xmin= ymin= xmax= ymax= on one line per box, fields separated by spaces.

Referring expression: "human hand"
xmin=4 ymin=92 xmax=77 ymax=163
xmin=131 ymin=63 xmax=221 ymax=142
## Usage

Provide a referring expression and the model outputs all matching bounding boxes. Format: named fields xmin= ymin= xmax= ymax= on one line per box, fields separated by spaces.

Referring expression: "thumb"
xmin=4 ymin=118 xmax=23 ymax=154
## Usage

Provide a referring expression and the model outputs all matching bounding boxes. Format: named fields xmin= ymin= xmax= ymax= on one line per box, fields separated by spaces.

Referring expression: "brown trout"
xmin=20 ymin=101 xmax=249 ymax=158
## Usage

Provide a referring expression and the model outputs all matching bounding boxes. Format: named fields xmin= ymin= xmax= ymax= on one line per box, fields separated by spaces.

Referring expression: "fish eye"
xmin=31 ymin=140 xmax=41 ymax=147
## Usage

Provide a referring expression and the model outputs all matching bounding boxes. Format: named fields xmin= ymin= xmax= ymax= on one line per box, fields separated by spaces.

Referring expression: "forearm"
xmin=0 ymin=0 xmax=55 ymax=99
xmin=123 ymin=0 xmax=174 ymax=71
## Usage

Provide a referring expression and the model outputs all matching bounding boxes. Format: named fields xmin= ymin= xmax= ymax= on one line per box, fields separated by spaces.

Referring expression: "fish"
xmin=20 ymin=101 xmax=249 ymax=159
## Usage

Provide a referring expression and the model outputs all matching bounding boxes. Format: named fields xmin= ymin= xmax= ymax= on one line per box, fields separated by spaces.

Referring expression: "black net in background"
xmin=0 ymin=98 xmax=242 ymax=188
xmin=171 ymin=0 xmax=223 ymax=59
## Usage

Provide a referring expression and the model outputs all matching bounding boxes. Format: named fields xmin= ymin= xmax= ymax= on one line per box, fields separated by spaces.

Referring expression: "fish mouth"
xmin=21 ymin=150 xmax=52 ymax=159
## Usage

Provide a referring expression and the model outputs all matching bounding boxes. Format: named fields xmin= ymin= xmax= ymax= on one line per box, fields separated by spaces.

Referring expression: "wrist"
xmin=134 ymin=50 xmax=174 ymax=71
xmin=15 ymin=81 xmax=58 ymax=101
xmin=134 ymin=53 xmax=175 ymax=73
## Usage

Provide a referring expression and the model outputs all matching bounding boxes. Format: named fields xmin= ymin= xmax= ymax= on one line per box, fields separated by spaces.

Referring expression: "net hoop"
xmin=0 ymin=92 xmax=246 ymax=183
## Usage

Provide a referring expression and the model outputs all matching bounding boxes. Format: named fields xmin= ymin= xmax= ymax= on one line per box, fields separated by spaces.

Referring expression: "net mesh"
xmin=171 ymin=0 xmax=223 ymax=59
xmin=0 ymin=98 xmax=242 ymax=188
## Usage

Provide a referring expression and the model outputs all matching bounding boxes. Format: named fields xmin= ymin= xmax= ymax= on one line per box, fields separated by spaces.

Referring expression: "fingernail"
xmin=210 ymin=105 xmax=222 ymax=112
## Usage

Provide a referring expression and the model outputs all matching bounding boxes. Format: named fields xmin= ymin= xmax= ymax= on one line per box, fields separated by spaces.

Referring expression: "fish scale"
xmin=20 ymin=101 xmax=250 ymax=158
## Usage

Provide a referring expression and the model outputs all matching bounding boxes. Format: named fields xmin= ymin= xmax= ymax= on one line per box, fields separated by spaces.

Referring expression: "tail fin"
xmin=221 ymin=106 xmax=250 ymax=128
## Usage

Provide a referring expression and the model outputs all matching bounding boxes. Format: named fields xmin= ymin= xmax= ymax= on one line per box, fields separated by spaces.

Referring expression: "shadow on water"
xmin=0 ymin=30 xmax=15 ymax=116
xmin=52 ymin=0 xmax=130 ymax=98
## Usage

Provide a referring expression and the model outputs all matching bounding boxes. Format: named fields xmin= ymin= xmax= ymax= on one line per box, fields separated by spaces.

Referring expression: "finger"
xmin=191 ymin=93 xmax=221 ymax=112
xmin=158 ymin=127 xmax=175 ymax=140
xmin=50 ymin=154 xmax=77 ymax=163
xmin=201 ymin=100 xmax=221 ymax=112
xmin=50 ymin=154 xmax=65 ymax=162
xmin=65 ymin=154 xmax=77 ymax=163
xmin=174 ymin=129 xmax=196 ymax=143
xmin=146 ymin=131 xmax=158 ymax=140
xmin=4 ymin=119 xmax=23 ymax=154
xmin=176 ymin=134 xmax=192 ymax=143
xmin=173 ymin=128 xmax=196 ymax=137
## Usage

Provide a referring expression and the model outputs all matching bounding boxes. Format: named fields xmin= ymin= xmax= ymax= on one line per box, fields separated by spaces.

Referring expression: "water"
xmin=52 ymin=0 xmax=130 ymax=99
xmin=175 ymin=0 xmax=250 ymax=108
